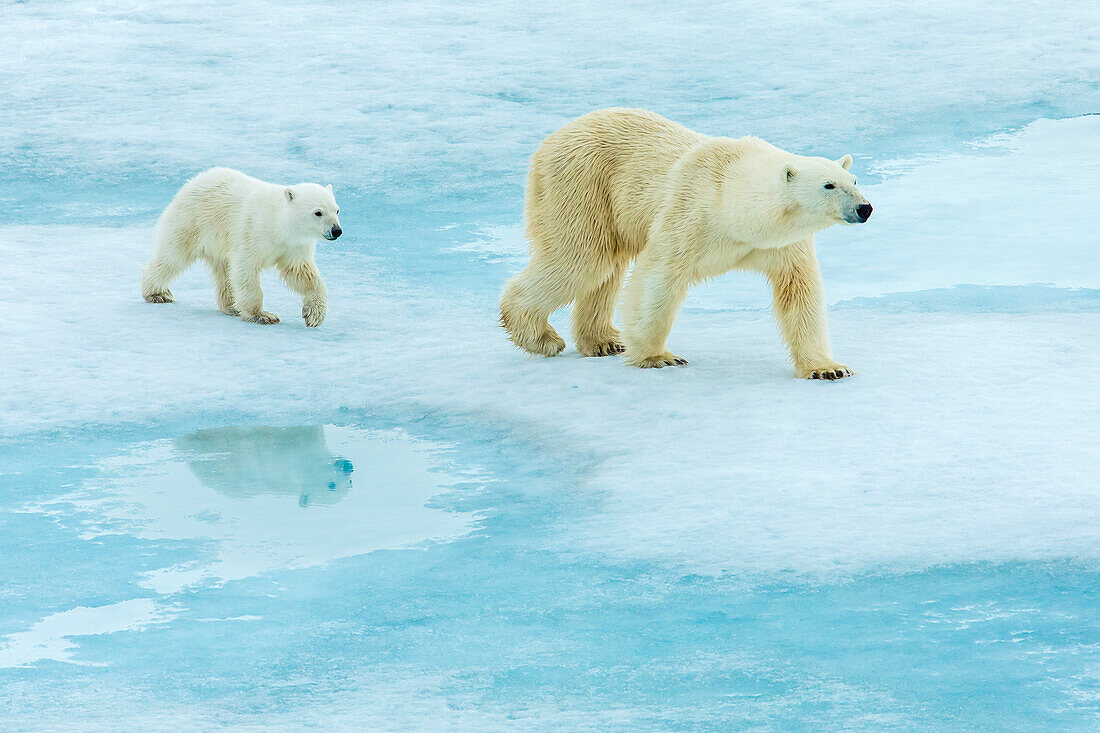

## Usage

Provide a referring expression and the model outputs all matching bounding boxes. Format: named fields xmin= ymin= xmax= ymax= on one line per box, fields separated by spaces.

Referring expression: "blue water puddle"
xmin=836 ymin=284 xmax=1100 ymax=314
xmin=1 ymin=414 xmax=1098 ymax=729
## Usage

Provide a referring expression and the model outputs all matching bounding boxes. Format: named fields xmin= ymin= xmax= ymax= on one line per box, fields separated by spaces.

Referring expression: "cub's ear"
xmin=325 ymin=184 xmax=333 ymax=193
xmin=285 ymin=188 xmax=295 ymax=202
xmin=784 ymin=165 xmax=797 ymax=182
xmin=837 ymin=154 xmax=853 ymax=171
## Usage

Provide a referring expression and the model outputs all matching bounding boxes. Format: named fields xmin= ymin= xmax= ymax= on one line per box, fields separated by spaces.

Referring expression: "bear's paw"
xmin=628 ymin=352 xmax=689 ymax=369
xmin=524 ymin=331 xmax=566 ymax=357
xmin=578 ymin=339 xmax=625 ymax=358
xmin=243 ymin=311 xmax=281 ymax=325
xmin=799 ymin=364 xmax=852 ymax=380
xmin=302 ymin=302 xmax=326 ymax=328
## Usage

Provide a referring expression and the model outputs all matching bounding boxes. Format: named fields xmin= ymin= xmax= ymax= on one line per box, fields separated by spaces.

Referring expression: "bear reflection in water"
xmin=175 ymin=425 xmax=354 ymax=507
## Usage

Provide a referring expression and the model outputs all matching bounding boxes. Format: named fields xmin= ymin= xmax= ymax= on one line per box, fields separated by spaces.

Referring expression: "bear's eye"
xmin=823 ymin=183 xmax=835 ymax=190
xmin=314 ymin=210 xmax=323 ymax=217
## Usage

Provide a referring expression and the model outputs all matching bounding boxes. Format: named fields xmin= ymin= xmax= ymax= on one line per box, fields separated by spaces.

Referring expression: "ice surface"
xmin=2 ymin=0 xmax=1099 ymax=728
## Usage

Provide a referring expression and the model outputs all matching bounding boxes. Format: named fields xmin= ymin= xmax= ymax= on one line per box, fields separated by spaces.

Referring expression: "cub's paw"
xmin=629 ymin=352 xmax=689 ymax=369
xmin=219 ymin=305 xmax=240 ymax=317
xmin=302 ymin=302 xmax=326 ymax=328
xmin=144 ymin=292 xmax=174 ymax=303
xmin=578 ymin=340 xmax=625 ymax=357
xmin=798 ymin=363 xmax=852 ymax=381
xmin=243 ymin=311 xmax=280 ymax=325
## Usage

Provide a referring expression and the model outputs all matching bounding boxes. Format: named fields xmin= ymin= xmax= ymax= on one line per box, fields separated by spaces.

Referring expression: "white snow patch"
xmin=446 ymin=224 xmax=527 ymax=264
xmin=193 ymin=615 xmax=263 ymax=622
xmin=0 ymin=599 xmax=175 ymax=668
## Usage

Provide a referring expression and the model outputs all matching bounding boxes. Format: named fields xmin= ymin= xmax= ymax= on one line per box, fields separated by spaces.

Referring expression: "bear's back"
xmin=530 ymin=109 xmax=706 ymax=248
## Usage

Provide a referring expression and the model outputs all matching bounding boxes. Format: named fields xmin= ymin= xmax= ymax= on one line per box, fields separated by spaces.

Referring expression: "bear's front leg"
xmin=621 ymin=249 xmax=692 ymax=368
xmin=763 ymin=238 xmax=851 ymax=380
xmin=231 ymin=252 xmax=280 ymax=325
xmin=278 ymin=259 xmax=327 ymax=328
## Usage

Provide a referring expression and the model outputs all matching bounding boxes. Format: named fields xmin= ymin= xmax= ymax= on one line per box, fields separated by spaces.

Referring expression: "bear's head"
xmin=783 ymin=154 xmax=872 ymax=227
xmin=284 ymin=183 xmax=342 ymax=242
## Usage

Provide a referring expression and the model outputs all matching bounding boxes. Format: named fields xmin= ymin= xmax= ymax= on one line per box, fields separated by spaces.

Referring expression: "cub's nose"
xmin=329 ymin=226 xmax=342 ymax=240
xmin=856 ymin=204 xmax=873 ymax=222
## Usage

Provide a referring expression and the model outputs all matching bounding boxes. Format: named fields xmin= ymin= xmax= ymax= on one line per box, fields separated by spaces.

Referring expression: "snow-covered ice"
xmin=2 ymin=1 xmax=1099 ymax=730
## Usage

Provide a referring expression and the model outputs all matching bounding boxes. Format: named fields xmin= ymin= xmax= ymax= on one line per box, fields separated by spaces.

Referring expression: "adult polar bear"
xmin=142 ymin=167 xmax=341 ymax=327
xmin=499 ymin=108 xmax=872 ymax=379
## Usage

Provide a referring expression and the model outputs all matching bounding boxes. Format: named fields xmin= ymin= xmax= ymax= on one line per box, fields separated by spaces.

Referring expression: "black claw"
xmin=811 ymin=372 xmax=820 ymax=379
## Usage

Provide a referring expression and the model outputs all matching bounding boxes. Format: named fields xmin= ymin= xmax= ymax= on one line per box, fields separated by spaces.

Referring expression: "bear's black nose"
xmin=330 ymin=226 xmax=342 ymax=239
xmin=856 ymin=204 xmax=872 ymax=222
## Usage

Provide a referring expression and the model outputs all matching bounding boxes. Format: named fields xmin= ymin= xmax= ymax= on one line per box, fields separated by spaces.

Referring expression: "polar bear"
xmin=499 ymin=108 xmax=872 ymax=379
xmin=141 ymin=167 xmax=342 ymax=327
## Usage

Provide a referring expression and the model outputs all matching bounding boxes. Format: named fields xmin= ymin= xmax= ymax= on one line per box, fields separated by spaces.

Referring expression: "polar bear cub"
xmin=142 ymin=167 xmax=342 ymax=327
xmin=500 ymin=108 xmax=872 ymax=379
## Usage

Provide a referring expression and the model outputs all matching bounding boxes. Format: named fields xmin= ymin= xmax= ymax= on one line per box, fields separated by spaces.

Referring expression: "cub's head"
xmin=783 ymin=154 xmax=872 ymax=226
xmin=298 ymin=457 xmax=355 ymax=508
xmin=284 ymin=183 xmax=342 ymax=241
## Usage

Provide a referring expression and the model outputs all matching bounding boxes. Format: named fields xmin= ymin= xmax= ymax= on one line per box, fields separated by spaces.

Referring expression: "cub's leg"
xmin=759 ymin=238 xmax=851 ymax=380
xmin=620 ymin=246 xmax=692 ymax=368
xmin=142 ymin=222 xmax=198 ymax=303
xmin=572 ymin=259 xmax=627 ymax=357
xmin=208 ymin=258 xmax=238 ymax=316
xmin=499 ymin=253 xmax=578 ymax=357
xmin=279 ymin=259 xmax=328 ymax=328
xmin=230 ymin=250 xmax=279 ymax=325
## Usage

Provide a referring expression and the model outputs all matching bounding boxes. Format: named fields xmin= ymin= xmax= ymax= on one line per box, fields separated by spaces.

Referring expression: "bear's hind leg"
xmin=572 ymin=260 xmax=626 ymax=357
xmin=142 ymin=226 xmax=197 ymax=303
xmin=208 ymin=258 xmax=239 ymax=316
xmin=499 ymin=255 xmax=576 ymax=357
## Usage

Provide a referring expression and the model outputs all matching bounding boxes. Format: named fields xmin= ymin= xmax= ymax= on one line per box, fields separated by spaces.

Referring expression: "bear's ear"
xmin=784 ymin=165 xmax=797 ymax=182
xmin=837 ymin=154 xmax=853 ymax=171
xmin=325 ymin=184 xmax=333 ymax=193
xmin=285 ymin=188 xmax=295 ymax=203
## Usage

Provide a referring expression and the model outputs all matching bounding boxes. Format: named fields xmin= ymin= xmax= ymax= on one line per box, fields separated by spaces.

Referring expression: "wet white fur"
xmin=499 ymin=108 xmax=870 ymax=377
xmin=141 ymin=167 xmax=341 ymax=327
